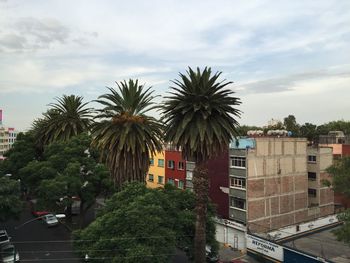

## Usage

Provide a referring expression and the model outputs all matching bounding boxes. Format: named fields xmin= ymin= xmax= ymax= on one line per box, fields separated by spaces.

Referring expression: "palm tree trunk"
xmin=193 ymin=161 xmax=209 ymax=263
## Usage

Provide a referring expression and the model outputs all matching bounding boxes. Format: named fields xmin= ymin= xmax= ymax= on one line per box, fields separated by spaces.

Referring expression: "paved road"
xmin=1 ymin=205 xmax=81 ymax=263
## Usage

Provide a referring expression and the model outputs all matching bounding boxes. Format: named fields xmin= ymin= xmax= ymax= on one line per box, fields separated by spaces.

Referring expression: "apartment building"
xmin=164 ymin=144 xmax=186 ymax=189
xmin=146 ymin=151 xmax=165 ymax=188
xmin=0 ymin=110 xmax=18 ymax=159
xmin=147 ymin=135 xmax=335 ymax=240
xmin=146 ymin=146 xmax=187 ymax=190
xmin=227 ymin=136 xmax=335 ymax=233
xmin=319 ymin=131 xmax=350 ymax=209
xmin=0 ymin=126 xmax=18 ymax=160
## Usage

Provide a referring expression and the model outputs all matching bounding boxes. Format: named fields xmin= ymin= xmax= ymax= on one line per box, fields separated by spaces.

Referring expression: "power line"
xmin=16 ymin=252 xmax=179 ymax=262
xmin=10 ymin=234 xmax=196 ymax=244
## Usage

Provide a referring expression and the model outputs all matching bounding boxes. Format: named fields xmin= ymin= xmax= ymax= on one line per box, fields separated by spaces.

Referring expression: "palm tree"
xmin=31 ymin=95 xmax=92 ymax=146
xmin=91 ymin=79 xmax=163 ymax=187
xmin=47 ymin=95 xmax=93 ymax=142
xmin=162 ymin=67 xmax=241 ymax=262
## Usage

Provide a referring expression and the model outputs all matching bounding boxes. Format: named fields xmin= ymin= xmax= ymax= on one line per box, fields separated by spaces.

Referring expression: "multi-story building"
xmin=147 ymin=135 xmax=335 ymax=246
xmin=185 ymin=153 xmax=230 ymax=219
xmin=0 ymin=129 xmax=18 ymax=158
xmin=226 ymin=136 xmax=334 ymax=233
xmin=306 ymin=146 xmax=334 ymax=217
xmin=146 ymin=146 xmax=189 ymax=190
xmin=319 ymin=131 xmax=350 ymax=209
xmin=146 ymin=151 xmax=165 ymax=188
xmin=164 ymin=144 xmax=186 ymax=189
xmin=0 ymin=110 xmax=18 ymax=160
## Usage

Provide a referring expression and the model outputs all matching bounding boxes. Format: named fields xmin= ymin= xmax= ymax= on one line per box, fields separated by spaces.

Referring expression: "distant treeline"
xmin=237 ymin=115 xmax=350 ymax=141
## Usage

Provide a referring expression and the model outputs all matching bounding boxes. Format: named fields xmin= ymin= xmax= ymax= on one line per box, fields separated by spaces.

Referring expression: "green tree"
xmin=316 ymin=120 xmax=350 ymax=136
xmin=91 ymin=80 xmax=163 ymax=187
xmin=283 ymin=115 xmax=300 ymax=136
xmin=162 ymin=67 xmax=241 ymax=262
xmin=32 ymin=95 xmax=92 ymax=146
xmin=300 ymin=122 xmax=318 ymax=142
xmin=73 ymin=182 xmax=218 ymax=263
xmin=0 ymin=132 xmax=38 ymax=178
xmin=19 ymin=133 xmax=113 ymax=225
xmin=325 ymin=157 xmax=350 ymax=243
xmin=0 ymin=177 xmax=22 ymax=222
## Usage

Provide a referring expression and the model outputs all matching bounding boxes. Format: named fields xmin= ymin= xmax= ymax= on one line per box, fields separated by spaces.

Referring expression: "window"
xmin=308 ymin=155 xmax=316 ymax=163
xmin=178 ymin=180 xmax=184 ymax=189
xmin=168 ymin=178 xmax=175 ymax=185
xmin=230 ymin=197 xmax=246 ymax=210
xmin=230 ymin=156 xmax=246 ymax=168
xmin=150 ymin=158 xmax=154 ymax=166
xmin=186 ymin=171 xmax=193 ymax=180
xmin=308 ymin=188 xmax=317 ymax=197
xmin=148 ymin=174 xmax=154 ymax=182
xmin=308 ymin=172 xmax=316 ymax=181
xmin=167 ymin=160 xmax=175 ymax=169
xmin=178 ymin=161 xmax=184 ymax=170
xmin=158 ymin=176 xmax=164 ymax=184
xmin=158 ymin=159 xmax=164 ymax=167
xmin=230 ymin=177 xmax=246 ymax=189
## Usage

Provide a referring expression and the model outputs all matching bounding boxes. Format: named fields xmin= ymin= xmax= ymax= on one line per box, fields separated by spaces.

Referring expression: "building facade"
xmin=164 ymin=144 xmax=186 ymax=189
xmin=146 ymin=151 xmax=165 ymax=188
xmin=306 ymin=146 xmax=334 ymax=217
xmin=0 ymin=126 xmax=18 ymax=160
xmin=0 ymin=110 xmax=18 ymax=160
xmin=319 ymin=131 xmax=350 ymax=209
xmin=228 ymin=137 xmax=334 ymax=233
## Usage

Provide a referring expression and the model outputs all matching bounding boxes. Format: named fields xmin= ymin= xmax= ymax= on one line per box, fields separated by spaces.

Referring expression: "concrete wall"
xmin=246 ymin=137 xmax=310 ymax=233
xmin=307 ymin=146 xmax=334 ymax=218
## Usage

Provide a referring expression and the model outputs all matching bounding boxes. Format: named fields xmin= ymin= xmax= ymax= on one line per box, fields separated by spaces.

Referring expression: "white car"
xmin=42 ymin=214 xmax=59 ymax=227
xmin=0 ymin=243 xmax=19 ymax=263
xmin=0 ymin=230 xmax=10 ymax=245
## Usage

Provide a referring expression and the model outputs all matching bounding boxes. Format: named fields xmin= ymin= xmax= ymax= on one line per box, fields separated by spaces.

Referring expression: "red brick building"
xmin=164 ymin=145 xmax=186 ymax=189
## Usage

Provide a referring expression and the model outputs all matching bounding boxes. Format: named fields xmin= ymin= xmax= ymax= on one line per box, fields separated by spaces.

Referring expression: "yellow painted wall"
xmin=146 ymin=150 xmax=165 ymax=188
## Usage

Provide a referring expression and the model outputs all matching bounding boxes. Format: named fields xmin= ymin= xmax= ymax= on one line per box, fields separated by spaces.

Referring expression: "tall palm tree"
xmin=91 ymin=79 xmax=163 ymax=187
xmin=162 ymin=67 xmax=241 ymax=262
xmin=47 ymin=95 xmax=93 ymax=142
xmin=31 ymin=95 xmax=92 ymax=146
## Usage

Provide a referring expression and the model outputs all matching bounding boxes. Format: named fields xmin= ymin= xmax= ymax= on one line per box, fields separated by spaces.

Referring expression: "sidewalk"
xmin=218 ymin=246 xmax=260 ymax=263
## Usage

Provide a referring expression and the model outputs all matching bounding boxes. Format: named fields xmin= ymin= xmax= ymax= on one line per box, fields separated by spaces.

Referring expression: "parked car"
xmin=0 ymin=230 xmax=10 ymax=246
xmin=206 ymin=245 xmax=219 ymax=263
xmin=0 ymin=243 xmax=19 ymax=262
xmin=29 ymin=199 xmax=50 ymax=217
xmin=42 ymin=214 xmax=59 ymax=227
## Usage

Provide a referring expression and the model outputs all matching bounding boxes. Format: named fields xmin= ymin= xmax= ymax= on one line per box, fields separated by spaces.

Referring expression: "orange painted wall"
xmin=146 ymin=151 xmax=165 ymax=188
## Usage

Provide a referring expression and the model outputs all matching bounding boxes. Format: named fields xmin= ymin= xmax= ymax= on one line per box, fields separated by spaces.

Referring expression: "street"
xmin=1 ymin=204 xmax=80 ymax=263
xmin=2 ymin=203 xmax=191 ymax=263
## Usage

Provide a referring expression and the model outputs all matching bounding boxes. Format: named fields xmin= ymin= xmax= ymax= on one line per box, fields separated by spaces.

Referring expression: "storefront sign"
xmin=247 ymin=234 xmax=283 ymax=261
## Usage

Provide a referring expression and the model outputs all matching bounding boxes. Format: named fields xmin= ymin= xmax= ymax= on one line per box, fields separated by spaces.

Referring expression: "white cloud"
xmin=0 ymin=0 xmax=349 ymax=129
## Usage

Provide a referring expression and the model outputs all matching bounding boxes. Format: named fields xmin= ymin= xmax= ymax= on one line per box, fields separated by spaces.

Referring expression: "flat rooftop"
xmin=281 ymin=226 xmax=350 ymax=263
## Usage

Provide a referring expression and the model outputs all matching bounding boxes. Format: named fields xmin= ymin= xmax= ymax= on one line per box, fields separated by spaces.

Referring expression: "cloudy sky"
xmin=0 ymin=0 xmax=349 ymax=131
